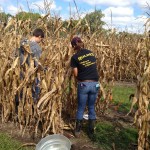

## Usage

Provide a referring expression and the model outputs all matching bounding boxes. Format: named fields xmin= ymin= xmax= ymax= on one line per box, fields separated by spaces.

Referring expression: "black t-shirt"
xmin=71 ymin=49 xmax=99 ymax=81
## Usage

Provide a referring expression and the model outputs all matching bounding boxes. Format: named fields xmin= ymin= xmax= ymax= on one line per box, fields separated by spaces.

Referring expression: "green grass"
xmin=0 ymin=133 xmax=34 ymax=150
xmin=93 ymin=122 xmax=138 ymax=150
xmin=111 ymin=84 xmax=136 ymax=113
xmin=92 ymin=84 xmax=138 ymax=149
xmin=0 ymin=83 xmax=137 ymax=150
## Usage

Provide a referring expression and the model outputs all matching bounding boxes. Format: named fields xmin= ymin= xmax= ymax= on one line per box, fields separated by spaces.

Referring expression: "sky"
xmin=0 ymin=0 xmax=149 ymax=33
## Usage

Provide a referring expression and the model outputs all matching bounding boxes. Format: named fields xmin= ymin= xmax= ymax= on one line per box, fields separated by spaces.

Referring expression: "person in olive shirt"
xmin=70 ymin=36 xmax=100 ymax=138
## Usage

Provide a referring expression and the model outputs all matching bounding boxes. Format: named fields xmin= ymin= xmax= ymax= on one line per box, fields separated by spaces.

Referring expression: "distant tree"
xmin=15 ymin=12 xmax=41 ymax=21
xmin=0 ymin=12 xmax=12 ymax=23
xmin=83 ymin=10 xmax=105 ymax=33
xmin=63 ymin=18 xmax=78 ymax=29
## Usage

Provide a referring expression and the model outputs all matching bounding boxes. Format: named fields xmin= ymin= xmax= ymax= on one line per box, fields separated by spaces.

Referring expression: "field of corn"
xmin=0 ymin=14 xmax=149 ymax=150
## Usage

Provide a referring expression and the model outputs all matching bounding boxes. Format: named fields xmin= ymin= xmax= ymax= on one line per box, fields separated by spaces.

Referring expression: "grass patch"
xmin=0 ymin=133 xmax=34 ymax=150
xmin=111 ymin=84 xmax=136 ymax=113
xmin=0 ymin=83 xmax=137 ymax=150
xmin=93 ymin=122 xmax=138 ymax=150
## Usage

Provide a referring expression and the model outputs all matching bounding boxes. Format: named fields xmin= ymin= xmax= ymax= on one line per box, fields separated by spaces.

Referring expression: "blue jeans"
xmin=15 ymin=77 xmax=40 ymax=104
xmin=32 ymin=77 xmax=40 ymax=103
xmin=76 ymin=82 xmax=100 ymax=120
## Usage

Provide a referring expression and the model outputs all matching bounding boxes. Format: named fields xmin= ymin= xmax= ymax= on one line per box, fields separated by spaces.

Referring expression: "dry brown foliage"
xmin=0 ymin=15 xmax=149 ymax=150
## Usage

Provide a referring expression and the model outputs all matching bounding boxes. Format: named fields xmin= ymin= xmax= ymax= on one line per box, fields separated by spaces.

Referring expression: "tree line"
xmin=0 ymin=10 xmax=105 ymax=34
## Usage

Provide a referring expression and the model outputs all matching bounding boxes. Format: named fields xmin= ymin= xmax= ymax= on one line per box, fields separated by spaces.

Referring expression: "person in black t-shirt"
xmin=70 ymin=36 xmax=100 ymax=138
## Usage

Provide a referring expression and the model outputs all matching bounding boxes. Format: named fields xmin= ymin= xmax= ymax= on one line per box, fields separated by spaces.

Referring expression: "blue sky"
xmin=0 ymin=0 xmax=149 ymax=33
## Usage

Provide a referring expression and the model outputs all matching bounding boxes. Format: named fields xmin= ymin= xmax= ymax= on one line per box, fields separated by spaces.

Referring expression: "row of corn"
xmin=0 ymin=16 xmax=149 ymax=149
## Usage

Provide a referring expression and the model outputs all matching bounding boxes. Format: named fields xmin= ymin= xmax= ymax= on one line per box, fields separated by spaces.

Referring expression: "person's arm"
xmin=71 ymin=56 xmax=78 ymax=78
xmin=73 ymin=67 xmax=78 ymax=77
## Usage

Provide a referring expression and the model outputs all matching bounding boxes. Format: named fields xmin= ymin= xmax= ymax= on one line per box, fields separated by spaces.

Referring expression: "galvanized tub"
xmin=36 ymin=134 xmax=72 ymax=150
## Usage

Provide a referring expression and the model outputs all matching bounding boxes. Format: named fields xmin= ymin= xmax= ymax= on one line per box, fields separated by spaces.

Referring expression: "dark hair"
xmin=71 ymin=37 xmax=84 ymax=50
xmin=33 ymin=28 xmax=44 ymax=38
xmin=71 ymin=37 xmax=82 ymax=47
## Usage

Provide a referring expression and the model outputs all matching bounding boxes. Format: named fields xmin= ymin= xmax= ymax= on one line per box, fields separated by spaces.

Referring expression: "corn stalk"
xmin=134 ymin=19 xmax=150 ymax=150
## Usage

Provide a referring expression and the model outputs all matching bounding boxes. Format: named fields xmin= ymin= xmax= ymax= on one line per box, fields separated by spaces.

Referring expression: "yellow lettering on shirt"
xmin=78 ymin=53 xmax=94 ymax=61
xmin=80 ymin=60 xmax=96 ymax=67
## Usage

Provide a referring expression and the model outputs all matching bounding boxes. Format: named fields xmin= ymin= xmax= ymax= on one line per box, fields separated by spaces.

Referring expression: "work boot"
xmin=88 ymin=119 xmax=95 ymax=139
xmin=74 ymin=120 xmax=82 ymax=138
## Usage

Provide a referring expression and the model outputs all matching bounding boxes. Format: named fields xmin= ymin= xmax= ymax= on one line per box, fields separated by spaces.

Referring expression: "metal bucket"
xmin=36 ymin=134 xmax=72 ymax=150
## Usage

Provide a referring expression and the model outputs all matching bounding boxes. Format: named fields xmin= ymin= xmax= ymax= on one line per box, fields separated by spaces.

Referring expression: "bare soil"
xmin=0 ymin=82 xmax=136 ymax=150
xmin=0 ymin=105 xmax=134 ymax=150
xmin=0 ymin=119 xmax=101 ymax=150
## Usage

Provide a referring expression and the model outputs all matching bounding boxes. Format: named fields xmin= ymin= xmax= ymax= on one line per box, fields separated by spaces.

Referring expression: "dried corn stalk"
xmin=134 ymin=19 xmax=150 ymax=150
xmin=0 ymin=14 xmax=148 ymax=138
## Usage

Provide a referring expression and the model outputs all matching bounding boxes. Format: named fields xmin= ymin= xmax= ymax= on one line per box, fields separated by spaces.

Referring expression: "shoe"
xmin=74 ymin=120 xmax=82 ymax=138
xmin=88 ymin=119 xmax=95 ymax=139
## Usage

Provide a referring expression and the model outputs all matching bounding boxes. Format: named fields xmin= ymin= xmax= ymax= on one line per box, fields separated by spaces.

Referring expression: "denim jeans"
xmin=76 ymin=81 xmax=100 ymax=120
xmin=32 ymin=77 xmax=40 ymax=103
xmin=15 ymin=77 xmax=40 ymax=105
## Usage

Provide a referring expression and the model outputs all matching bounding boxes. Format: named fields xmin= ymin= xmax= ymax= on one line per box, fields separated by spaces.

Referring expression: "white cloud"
xmin=81 ymin=0 xmax=131 ymax=6
xmin=103 ymin=7 xmax=134 ymax=17
xmin=0 ymin=5 xmax=3 ymax=12
xmin=136 ymin=0 xmax=148 ymax=6
xmin=77 ymin=0 xmax=149 ymax=7
xmin=127 ymin=15 xmax=148 ymax=33
xmin=101 ymin=4 xmax=148 ymax=33
xmin=136 ymin=0 xmax=149 ymax=15
xmin=103 ymin=16 xmax=134 ymax=27
xmin=64 ymin=6 xmax=94 ymax=19
xmin=102 ymin=6 xmax=134 ymax=28
xmin=102 ymin=12 xmax=147 ymax=33
xmin=31 ymin=0 xmax=61 ymax=12
xmin=0 ymin=0 xmax=7 ymax=2
xmin=134 ymin=15 xmax=149 ymax=27
xmin=63 ymin=0 xmax=71 ymax=1
xmin=7 ymin=5 xmax=19 ymax=15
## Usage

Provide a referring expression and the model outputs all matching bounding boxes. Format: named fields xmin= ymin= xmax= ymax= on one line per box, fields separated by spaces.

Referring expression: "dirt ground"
xmin=0 ymin=105 xmax=134 ymax=150
xmin=0 ymin=120 xmax=101 ymax=150
xmin=0 ymin=82 xmax=136 ymax=150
